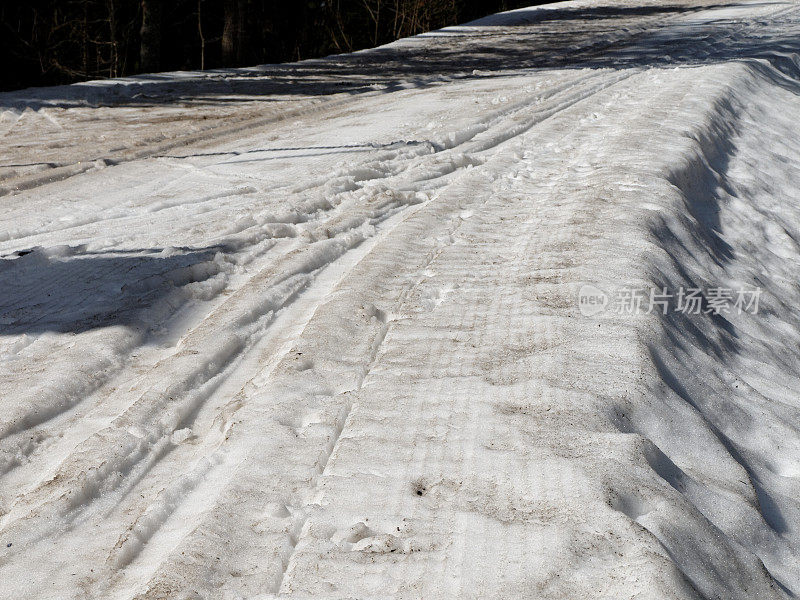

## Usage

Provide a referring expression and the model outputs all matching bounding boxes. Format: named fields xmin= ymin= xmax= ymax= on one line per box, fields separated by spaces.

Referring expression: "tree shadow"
xmin=0 ymin=245 xmax=226 ymax=336
xmin=154 ymin=139 xmax=431 ymax=161
xmin=649 ymin=346 xmax=789 ymax=535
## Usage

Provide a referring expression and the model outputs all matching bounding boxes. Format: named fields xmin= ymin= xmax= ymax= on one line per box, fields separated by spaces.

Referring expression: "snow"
xmin=2 ymin=0 xmax=800 ymax=598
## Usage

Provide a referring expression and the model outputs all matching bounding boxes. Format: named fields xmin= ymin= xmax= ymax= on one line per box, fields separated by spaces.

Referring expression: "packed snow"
xmin=2 ymin=0 xmax=800 ymax=598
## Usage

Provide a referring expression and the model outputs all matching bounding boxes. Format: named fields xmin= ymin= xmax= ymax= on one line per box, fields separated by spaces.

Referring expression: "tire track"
xmin=0 ymin=64 xmax=632 ymax=503
xmin=123 ymin=66 xmax=638 ymax=598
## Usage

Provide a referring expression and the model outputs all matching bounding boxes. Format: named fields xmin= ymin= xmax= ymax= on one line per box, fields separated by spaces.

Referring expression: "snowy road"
xmin=2 ymin=1 xmax=800 ymax=598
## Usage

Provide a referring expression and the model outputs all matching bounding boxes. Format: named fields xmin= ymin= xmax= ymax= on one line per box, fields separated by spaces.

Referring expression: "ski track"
xmin=2 ymin=0 xmax=800 ymax=598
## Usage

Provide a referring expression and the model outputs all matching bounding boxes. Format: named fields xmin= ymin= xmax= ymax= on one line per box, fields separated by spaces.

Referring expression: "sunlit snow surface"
xmin=1 ymin=0 xmax=800 ymax=598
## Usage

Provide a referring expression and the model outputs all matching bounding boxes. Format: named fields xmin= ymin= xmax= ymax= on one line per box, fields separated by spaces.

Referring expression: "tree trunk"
xmin=198 ymin=0 xmax=205 ymax=70
xmin=222 ymin=0 xmax=238 ymax=65
xmin=236 ymin=0 xmax=252 ymax=64
xmin=140 ymin=0 xmax=161 ymax=72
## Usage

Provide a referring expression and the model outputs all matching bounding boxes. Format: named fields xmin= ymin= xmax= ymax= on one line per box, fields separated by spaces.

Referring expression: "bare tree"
xmin=222 ymin=0 xmax=237 ymax=65
xmin=362 ymin=0 xmax=382 ymax=46
xmin=197 ymin=0 xmax=206 ymax=70
xmin=139 ymin=0 xmax=161 ymax=72
xmin=236 ymin=0 xmax=252 ymax=63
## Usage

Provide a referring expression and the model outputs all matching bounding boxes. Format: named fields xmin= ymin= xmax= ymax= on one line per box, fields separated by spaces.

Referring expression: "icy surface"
xmin=2 ymin=0 xmax=800 ymax=598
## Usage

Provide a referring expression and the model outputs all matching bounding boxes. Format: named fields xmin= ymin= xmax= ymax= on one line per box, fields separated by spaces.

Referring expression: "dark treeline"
xmin=1 ymin=0 xmax=538 ymax=92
